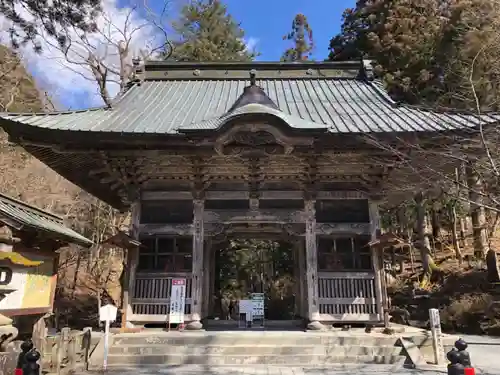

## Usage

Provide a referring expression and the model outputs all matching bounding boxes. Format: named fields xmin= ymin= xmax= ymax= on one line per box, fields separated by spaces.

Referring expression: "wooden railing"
xmin=131 ymin=273 xmax=192 ymax=318
xmin=317 ymin=271 xmax=380 ymax=322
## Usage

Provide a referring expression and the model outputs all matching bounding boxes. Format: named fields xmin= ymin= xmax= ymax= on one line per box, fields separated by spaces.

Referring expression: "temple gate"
xmin=1 ymin=60 xmax=493 ymax=330
xmin=126 ymin=189 xmax=384 ymax=330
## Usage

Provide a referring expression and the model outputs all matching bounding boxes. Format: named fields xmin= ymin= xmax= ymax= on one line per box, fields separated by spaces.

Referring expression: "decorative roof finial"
xmin=249 ymin=69 xmax=257 ymax=86
xmin=358 ymin=58 xmax=374 ymax=81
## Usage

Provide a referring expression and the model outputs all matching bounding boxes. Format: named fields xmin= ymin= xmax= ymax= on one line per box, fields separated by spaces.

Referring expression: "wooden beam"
xmin=141 ymin=190 xmax=368 ymax=201
xmin=139 ymin=222 xmax=370 ymax=236
xmin=316 ymin=223 xmax=371 ymax=235
xmin=141 ymin=191 xmax=193 ymax=200
xmin=203 ymin=209 xmax=306 ymax=223
xmin=139 ymin=223 xmax=193 ymax=235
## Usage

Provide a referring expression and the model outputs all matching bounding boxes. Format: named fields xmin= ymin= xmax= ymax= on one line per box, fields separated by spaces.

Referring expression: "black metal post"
xmin=455 ymin=338 xmax=471 ymax=367
xmin=447 ymin=350 xmax=465 ymax=375
xmin=15 ymin=338 xmax=41 ymax=375
xmin=22 ymin=349 xmax=41 ymax=375
xmin=15 ymin=339 xmax=34 ymax=374
xmin=446 ymin=338 xmax=473 ymax=375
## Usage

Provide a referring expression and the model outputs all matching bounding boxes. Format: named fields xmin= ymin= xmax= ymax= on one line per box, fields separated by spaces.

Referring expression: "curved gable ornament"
xmin=214 ymin=123 xmax=309 ymax=157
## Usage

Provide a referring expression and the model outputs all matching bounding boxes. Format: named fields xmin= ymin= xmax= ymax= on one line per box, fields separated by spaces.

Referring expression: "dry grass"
xmin=388 ymin=231 xmax=500 ymax=335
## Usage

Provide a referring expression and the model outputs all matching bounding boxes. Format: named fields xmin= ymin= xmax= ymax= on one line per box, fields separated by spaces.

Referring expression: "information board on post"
xmin=251 ymin=293 xmax=265 ymax=328
xmin=99 ymin=304 xmax=117 ymax=371
xmin=169 ymin=278 xmax=186 ymax=328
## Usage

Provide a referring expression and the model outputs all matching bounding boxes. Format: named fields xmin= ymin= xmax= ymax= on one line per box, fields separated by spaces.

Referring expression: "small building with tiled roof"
xmin=0 ymin=60 xmax=496 ymax=331
xmin=0 ymin=192 xmax=92 ymax=347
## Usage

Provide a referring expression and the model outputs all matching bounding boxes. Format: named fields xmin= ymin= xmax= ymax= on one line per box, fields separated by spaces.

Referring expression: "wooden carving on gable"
xmin=223 ymin=130 xmax=284 ymax=156
xmin=213 ymin=124 xmax=312 ymax=157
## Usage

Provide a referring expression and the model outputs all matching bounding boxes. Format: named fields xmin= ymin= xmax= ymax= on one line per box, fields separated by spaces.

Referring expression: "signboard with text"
xmin=169 ymin=278 xmax=186 ymax=324
xmin=251 ymin=293 xmax=264 ymax=318
xmin=251 ymin=293 xmax=265 ymax=327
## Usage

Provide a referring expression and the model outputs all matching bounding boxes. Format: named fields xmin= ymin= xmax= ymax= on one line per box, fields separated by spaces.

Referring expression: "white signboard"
xmin=99 ymin=304 xmax=118 ymax=322
xmin=239 ymin=299 xmax=251 ymax=314
xmin=169 ymin=278 xmax=186 ymax=324
xmin=239 ymin=300 xmax=253 ymax=322
xmin=99 ymin=303 xmax=117 ymax=371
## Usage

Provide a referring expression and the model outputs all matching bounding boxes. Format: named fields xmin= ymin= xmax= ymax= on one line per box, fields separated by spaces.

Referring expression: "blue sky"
xmin=220 ymin=0 xmax=354 ymax=60
xmin=27 ymin=0 xmax=355 ymax=110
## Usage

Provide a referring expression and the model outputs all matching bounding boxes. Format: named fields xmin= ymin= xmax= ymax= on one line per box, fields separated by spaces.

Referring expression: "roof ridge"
xmin=144 ymin=60 xmax=362 ymax=70
xmin=0 ymin=191 xmax=63 ymax=222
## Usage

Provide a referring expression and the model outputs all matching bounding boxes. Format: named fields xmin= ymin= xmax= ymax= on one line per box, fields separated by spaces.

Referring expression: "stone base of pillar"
xmin=307 ymin=320 xmax=326 ymax=331
xmin=185 ymin=320 xmax=203 ymax=330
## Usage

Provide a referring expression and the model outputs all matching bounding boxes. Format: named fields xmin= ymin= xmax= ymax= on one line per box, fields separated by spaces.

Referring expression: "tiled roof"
xmin=0 ymin=192 xmax=93 ymax=247
xmin=1 ymin=61 xmax=499 ymax=134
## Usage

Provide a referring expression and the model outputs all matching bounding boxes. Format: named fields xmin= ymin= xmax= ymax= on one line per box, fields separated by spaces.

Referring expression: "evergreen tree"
xmin=281 ymin=14 xmax=314 ymax=61
xmin=168 ymin=0 xmax=256 ymax=62
xmin=328 ymin=0 xmax=500 ymax=109
xmin=1 ymin=0 xmax=100 ymax=51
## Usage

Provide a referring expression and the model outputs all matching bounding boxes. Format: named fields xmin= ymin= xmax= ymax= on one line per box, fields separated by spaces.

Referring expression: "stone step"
xmin=109 ymin=344 xmax=402 ymax=357
xmin=103 ymin=353 xmax=407 ymax=366
xmin=112 ymin=334 xmax=400 ymax=347
xmin=89 ymin=364 xmax=406 ymax=374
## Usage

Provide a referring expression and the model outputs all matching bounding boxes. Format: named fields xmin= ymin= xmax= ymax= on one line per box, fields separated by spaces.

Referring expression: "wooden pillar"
xmin=187 ymin=198 xmax=204 ymax=330
xmin=202 ymin=239 xmax=212 ymax=318
xmin=292 ymin=240 xmax=300 ymax=317
xmin=369 ymin=199 xmax=386 ymax=326
xmin=296 ymin=239 xmax=306 ymax=319
xmin=123 ymin=201 xmax=140 ymax=329
xmin=208 ymin=244 xmax=216 ymax=317
xmin=304 ymin=199 xmax=323 ymax=330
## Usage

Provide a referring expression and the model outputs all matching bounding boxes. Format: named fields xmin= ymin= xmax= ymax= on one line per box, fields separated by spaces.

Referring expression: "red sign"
xmin=172 ymin=279 xmax=186 ymax=286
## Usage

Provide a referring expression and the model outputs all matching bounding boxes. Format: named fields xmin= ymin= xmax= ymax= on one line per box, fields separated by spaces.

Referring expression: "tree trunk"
xmin=431 ymin=208 xmax=442 ymax=241
xmin=450 ymin=205 xmax=462 ymax=263
xmin=459 ymin=217 xmax=467 ymax=248
xmin=466 ymin=162 xmax=489 ymax=259
xmin=397 ymin=206 xmax=406 ymax=237
xmin=415 ymin=192 xmax=438 ymax=287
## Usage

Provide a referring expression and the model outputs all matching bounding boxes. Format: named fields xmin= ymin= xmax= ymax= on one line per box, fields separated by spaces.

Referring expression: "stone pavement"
xmin=74 ymin=365 xmax=496 ymax=375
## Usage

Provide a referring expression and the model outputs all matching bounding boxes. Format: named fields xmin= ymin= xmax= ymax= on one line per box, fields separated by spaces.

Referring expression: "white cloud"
xmin=0 ymin=0 xmax=170 ymax=109
xmin=244 ymin=37 xmax=259 ymax=53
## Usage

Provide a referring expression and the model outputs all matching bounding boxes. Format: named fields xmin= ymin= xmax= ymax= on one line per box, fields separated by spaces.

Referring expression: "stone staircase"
xmin=90 ymin=331 xmax=409 ymax=369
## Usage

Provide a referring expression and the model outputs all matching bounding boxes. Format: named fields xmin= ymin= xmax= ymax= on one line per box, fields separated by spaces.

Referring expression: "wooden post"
xmin=187 ymin=198 xmax=204 ymax=330
xmin=208 ymin=244 xmax=216 ymax=317
xmin=292 ymin=240 xmax=300 ymax=317
xmin=304 ymin=199 xmax=323 ymax=330
xmin=202 ymin=239 xmax=212 ymax=318
xmin=294 ymin=240 xmax=305 ymax=319
xmin=82 ymin=327 xmax=92 ymax=371
xmin=369 ymin=199 xmax=385 ymax=325
xmin=299 ymin=240 xmax=307 ymax=319
xmin=123 ymin=201 xmax=140 ymax=329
